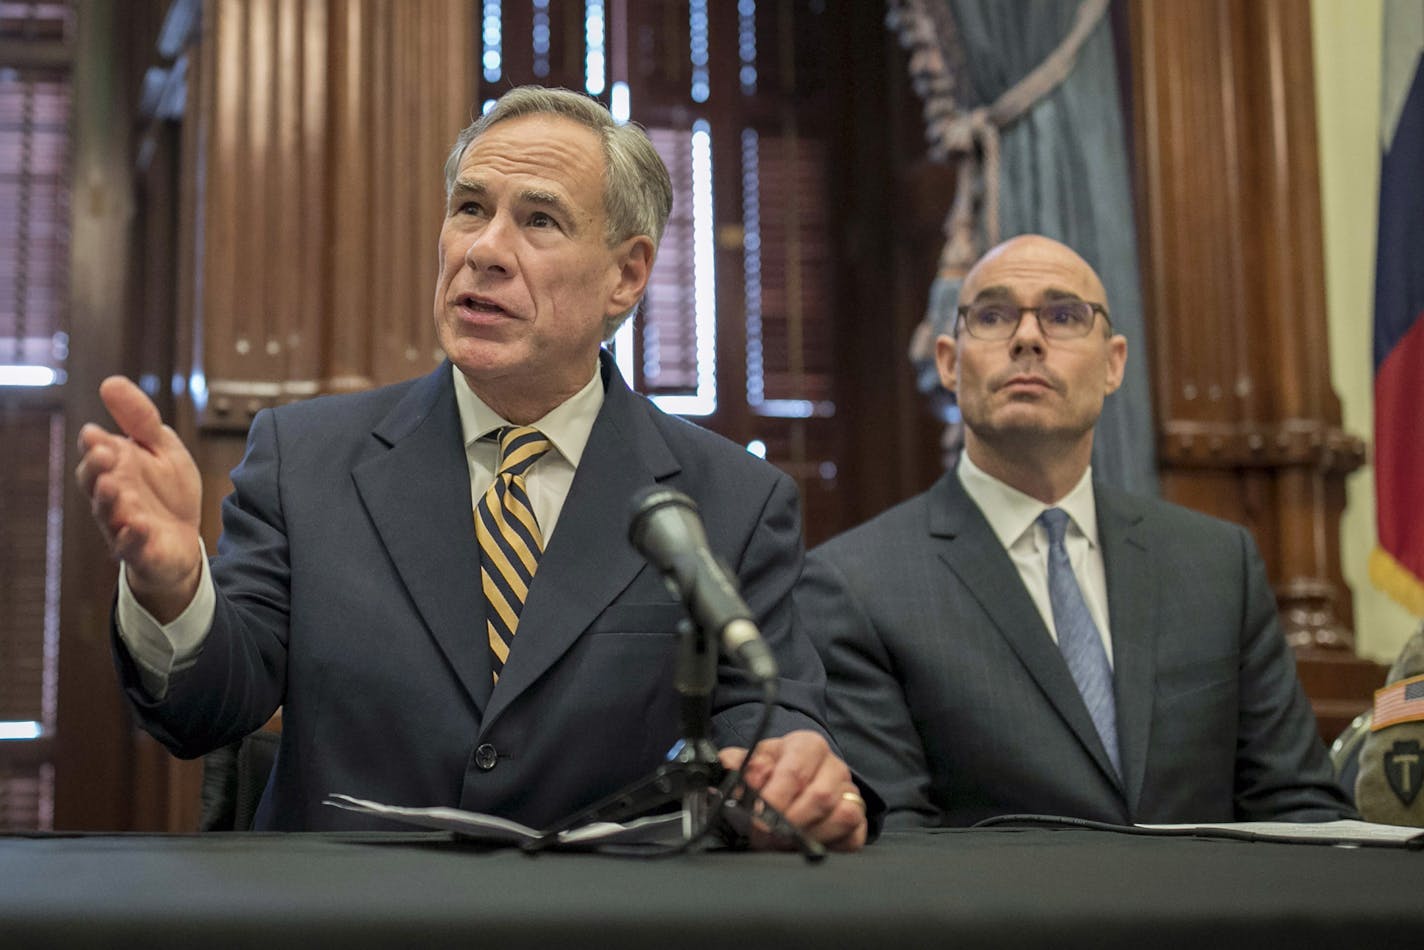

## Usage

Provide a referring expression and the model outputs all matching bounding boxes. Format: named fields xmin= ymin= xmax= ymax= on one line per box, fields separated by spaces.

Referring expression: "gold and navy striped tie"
xmin=475 ymin=426 xmax=552 ymax=683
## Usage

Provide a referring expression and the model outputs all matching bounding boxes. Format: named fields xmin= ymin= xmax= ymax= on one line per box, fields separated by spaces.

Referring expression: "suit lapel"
xmin=932 ymin=473 xmax=1124 ymax=791
xmin=1096 ymin=484 xmax=1156 ymax=815
xmin=479 ymin=352 xmax=680 ymax=732
xmin=353 ymin=364 xmax=495 ymax=714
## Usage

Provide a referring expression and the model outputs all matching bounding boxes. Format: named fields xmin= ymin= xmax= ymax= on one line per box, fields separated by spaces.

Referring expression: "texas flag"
xmin=1371 ymin=1 xmax=1424 ymax=615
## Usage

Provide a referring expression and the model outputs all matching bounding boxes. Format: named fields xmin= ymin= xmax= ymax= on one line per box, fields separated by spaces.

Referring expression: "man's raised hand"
xmin=75 ymin=376 xmax=203 ymax=622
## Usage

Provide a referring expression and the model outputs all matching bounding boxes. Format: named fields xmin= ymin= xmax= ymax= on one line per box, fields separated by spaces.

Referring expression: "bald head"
xmin=936 ymin=232 xmax=1127 ymax=501
xmin=958 ymin=234 xmax=1110 ymax=329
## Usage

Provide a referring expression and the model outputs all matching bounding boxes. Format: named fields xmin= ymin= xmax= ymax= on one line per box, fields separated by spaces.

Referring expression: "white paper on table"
xmin=1135 ymin=818 xmax=1424 ymax=846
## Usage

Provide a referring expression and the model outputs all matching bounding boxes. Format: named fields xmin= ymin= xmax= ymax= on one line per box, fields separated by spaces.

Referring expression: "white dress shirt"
xmin=117 ymin=362 xmax=605 ymax=698
xmin=956 ymin=450 xmax=1114 ymax=666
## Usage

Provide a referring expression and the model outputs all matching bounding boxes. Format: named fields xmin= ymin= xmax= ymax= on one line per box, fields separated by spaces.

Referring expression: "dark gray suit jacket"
xmin=799 ymin=471 xmax=1353 ymax=828
xmin=117 ymin=352 xmax=834 ymax=830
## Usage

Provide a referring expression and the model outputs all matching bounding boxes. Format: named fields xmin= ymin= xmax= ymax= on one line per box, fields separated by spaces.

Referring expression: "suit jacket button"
xmin=474 ymin=743 xmax=498 ymax=771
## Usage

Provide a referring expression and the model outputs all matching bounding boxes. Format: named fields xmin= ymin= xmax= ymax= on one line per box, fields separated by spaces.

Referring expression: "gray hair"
xmin=443 ymin=87 xmax=673 ymax=338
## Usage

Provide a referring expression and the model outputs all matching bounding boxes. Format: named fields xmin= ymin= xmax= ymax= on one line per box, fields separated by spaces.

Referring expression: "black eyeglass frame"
xmin=955 ymin=301 xmax=1112 ymax=341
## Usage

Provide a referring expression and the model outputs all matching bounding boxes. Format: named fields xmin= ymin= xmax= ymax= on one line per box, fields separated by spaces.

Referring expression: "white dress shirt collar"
xmin=956 ymin=449 xmax=1100 ymax=552
xmin=451 ymin=361 xmax=604 ymax=467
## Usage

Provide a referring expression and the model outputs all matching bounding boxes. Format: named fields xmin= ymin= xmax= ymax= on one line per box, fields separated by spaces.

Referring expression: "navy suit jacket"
xmin=118 ymin=353 xmax=833 ymax=830
xmin=798 ymin=471 xmax=1353 ymax=829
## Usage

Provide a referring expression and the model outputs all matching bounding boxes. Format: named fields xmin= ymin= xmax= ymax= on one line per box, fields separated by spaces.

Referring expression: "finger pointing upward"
xmin=98 ymin=376 xmax=178 ymax=453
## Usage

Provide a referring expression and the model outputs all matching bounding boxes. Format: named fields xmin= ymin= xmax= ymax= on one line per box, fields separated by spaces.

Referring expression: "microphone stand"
xmin=526 ymin=618 xmax=824 ymax=860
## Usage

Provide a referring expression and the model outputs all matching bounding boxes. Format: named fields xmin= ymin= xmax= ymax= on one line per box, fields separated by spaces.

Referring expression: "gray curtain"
xmin=912 ymin=0 xmax=1157 ymax=495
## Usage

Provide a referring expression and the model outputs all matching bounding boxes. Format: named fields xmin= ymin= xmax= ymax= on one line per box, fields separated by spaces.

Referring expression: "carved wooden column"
xmin=1129 ymin=0 xmax=1381 ymax=737
xmin=124 ymin=0 xmax=476 ymax=827
xmin=169 ymin=0 xmax=475 ymax=574
xmin=186 ymin=0 xmax=472 ymax=438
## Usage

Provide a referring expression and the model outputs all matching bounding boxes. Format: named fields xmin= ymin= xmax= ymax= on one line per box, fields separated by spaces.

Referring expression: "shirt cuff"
xmin=115 ymin=540 xmax=215 ymax=700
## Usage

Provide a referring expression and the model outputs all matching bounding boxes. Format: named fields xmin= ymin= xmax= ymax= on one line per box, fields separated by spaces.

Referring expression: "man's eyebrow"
xmin=449 ymin=178 xmax=486 ymax=199
xmin=447 ymin=179 xmax=575 ymax=219
xmin=967 ymin=285 xmax=1014 ymax=303
xmin=968 ymin=285 xmax=1086 ymax=302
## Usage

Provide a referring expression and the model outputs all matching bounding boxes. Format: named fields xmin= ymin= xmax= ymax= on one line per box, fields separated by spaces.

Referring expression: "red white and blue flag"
xmin=1371 ymin=3 xmax=1424 ymax=614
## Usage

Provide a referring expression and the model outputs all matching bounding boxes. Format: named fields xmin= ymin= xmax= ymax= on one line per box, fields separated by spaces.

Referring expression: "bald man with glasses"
xmin=798 ymin=234 xmax=1352 ymax=829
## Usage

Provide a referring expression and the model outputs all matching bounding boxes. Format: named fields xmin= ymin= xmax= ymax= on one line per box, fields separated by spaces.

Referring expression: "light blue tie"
xmin=1039 ymin=507 xmax=1121 ymax=778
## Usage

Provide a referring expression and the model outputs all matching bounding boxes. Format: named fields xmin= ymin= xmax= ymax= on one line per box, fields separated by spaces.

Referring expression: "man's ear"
xmin=934 ymin=333 xmax=958 ymax=394
xmin=1103 ymin=334 xmax=1128 ymax=397
xmin=607 ymin=235 xmax=655 ymax=317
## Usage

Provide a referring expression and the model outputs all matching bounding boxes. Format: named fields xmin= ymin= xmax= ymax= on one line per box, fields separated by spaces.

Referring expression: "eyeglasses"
xmin=956 ymin=300 xmax=1111 ymax=341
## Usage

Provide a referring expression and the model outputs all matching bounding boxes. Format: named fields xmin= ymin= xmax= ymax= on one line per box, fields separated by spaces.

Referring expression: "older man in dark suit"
xmin=799 ymin=234 xmax=1350 ymax=829
xmin=76 ymin=86 xmax=867 ymax=848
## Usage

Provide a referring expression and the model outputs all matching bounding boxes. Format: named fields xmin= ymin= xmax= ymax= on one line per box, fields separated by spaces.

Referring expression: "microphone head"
xmin=628 ymin=485 xmax=709 ymax=575
xmin=627 ymin=485 xmax=699 ymax=545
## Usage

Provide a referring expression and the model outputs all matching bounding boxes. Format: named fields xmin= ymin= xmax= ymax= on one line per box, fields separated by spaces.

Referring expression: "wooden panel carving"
xmin=189 ymin=0 xmax=473 ymax=432
xmin=1129 ymin=0 xmax=1367 ymax=663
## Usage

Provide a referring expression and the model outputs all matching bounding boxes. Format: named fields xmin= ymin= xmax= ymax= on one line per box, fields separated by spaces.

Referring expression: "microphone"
xmin=628 ymin=485 xmax=779 ymax=684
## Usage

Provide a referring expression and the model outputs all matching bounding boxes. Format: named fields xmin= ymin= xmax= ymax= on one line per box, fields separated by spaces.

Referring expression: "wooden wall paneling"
xmin=403 ymin=1 xmax=424 ymax=385
xmin=178 ymin=0 xmax=219 ymax=518
xmin=1132 ymin=0 xmax=1364 ymax=643
xmin=441 ymin=1 xmax=476 ymax=247
xmin=427 ymin=0 xmax=467 ymax=369
xmin=189 ymin=0 xmax=310 ymax=425
xmin=1137 ymin=2 xmax=1243 ymax=480
xmin=1128 ymin=0 xmax=1377 ymax=738
xmin=271 ymin=0 xmax=304 ymax=395
xmin=401 ymin=0 xmax=430 ymax=384
xmin=183 ymin=57 xmax=250 ymax=826
xmin=175 ymin=10 xmax=201 ymax=447
xmin=708 ymin=0 xmax=751 ymax=447
xmin=420 ymin=6 xmax=447 ymax=375
xmin=294 ymin=0 xmax=328 ymax=391
xmin=624 ymin=0 xmax=690 ymax=114
xmin=133 ymin=128 xmax=179 ymax=421
xmin=189 ymin=0 xmax=471 ymax=425
xmin=323 ymin=0 xmax=373 ymax=394
xmin=413 ymin=0 xmax=469 ymax=383
xmin=200 ymin=0 xmax=244 ymax=422
xmin=1248 ymin=0 xmax=1357 ymax=647
xmin=1134 ymin=2 xmax=1257 ymax=534
xmin=247 ymin=0 xmax=276 ymax=393
xmin=54 ymin=0 xmax=142 ymax=830
xmin=52 ymin=0 xmax=479 ymax=830
xmin=128 ymin=1 xmax=221 ymax=833
xmin=406 ymin=1 xmax=430 ymax=383
xmin=368 ymin=0 xmax=393 ymax=385
xmin=374 ymin=1 xmax=431 ymax=387
xmin=382 ymin=2 xmax=410 ymax=387
xmin=136 ymin=121 xmax=207 ymax=833
xmin=555 ymin=0 xmax=593 ymax=92
xmin=499 ymin=0 xmax=533 ymax=86
xmin=828 ymin=4 xmax=948 ymax=530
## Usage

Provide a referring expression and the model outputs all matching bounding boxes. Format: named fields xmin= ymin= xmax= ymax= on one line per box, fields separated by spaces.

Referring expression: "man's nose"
xmin=1008 ymin=309 xmax=1046 ymax=358
xmin=464 ymin=215 xmax=515 ymax=275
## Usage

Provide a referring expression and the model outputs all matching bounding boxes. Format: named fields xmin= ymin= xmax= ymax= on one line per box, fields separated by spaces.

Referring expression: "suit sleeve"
xmin=710 ymin=472 xmax=833 ymax=747
xmin=798 ymin=547 xmax=940 ymax=829
xmin=1232 ymin=526 xmax=1356 ymax=820
xmin=114 ymin=407 xmax=292 ymax=759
